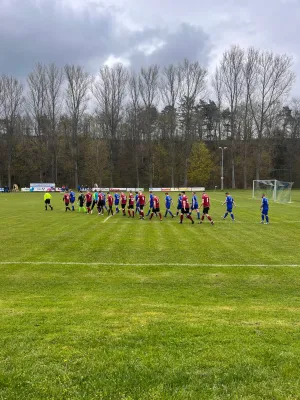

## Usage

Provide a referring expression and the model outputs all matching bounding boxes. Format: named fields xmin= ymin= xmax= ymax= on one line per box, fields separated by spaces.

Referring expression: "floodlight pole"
xmin=219 ymin=147 xmax=227 ymax=191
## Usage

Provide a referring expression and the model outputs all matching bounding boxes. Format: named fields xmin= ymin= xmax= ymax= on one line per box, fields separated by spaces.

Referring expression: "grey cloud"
xmin=128 ymin=23 xmax=211 ymax=70
xmin=0 ymin=0 xmax=118 ymax=77
xmin=0 ymin=0 xmax=212 ymax=79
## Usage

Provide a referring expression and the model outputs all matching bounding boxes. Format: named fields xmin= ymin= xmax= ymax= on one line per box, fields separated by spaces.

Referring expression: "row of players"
xmin=44 ymin=190 xmax=270 ymax=224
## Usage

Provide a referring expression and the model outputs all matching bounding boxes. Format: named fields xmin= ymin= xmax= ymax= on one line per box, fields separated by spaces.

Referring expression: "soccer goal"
xmin=252 ymin=180 xmax=294 ymax=203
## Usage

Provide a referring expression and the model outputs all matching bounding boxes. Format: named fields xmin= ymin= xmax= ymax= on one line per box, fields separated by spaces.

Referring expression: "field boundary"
xmin=0 ymin=262 xmax=299 ymax=267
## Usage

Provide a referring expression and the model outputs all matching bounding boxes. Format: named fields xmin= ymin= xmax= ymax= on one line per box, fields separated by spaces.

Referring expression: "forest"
xmin=0 ymin=45 xmax=299 ymax=189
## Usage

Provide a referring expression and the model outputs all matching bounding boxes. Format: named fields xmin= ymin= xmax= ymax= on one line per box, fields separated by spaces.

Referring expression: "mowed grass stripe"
xmin=1 ymin=261 xmax=300 ymax=267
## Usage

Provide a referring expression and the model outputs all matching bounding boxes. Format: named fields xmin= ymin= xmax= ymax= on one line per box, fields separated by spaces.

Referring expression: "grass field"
xmin=1 ymin=190 xmax=300 ymax=400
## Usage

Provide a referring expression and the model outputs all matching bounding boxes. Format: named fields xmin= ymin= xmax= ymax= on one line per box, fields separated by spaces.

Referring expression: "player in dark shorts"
xmin=200 ymin=191 xmax=214 ymax=225
xmin=85 ymin=191 xmax=92 ymax=214
xmin=107 ymin=192 xmax=114 ymax=216
xmin=121 ymin=192 xmax=127 ymax=216
xmin=138 ymin=191 xmax=146 ymax=219
xmin=179 ymin=192 xmax=194 ymax=224
xmin=63 ymin=192 xmax=71 ymax=211
xmin=128 ymin=191 xmax=135 ymax=217
xmin=149 ymin=195 xmax=162 ymax=221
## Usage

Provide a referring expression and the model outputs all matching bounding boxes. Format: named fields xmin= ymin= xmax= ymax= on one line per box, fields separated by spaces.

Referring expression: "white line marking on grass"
xmin=0 ymin=262 xmax=300 ymax=268
xmin=103 ymin=215 xmax=112 ymax=223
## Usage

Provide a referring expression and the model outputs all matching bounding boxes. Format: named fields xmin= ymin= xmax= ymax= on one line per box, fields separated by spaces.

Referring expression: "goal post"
xmin=253 ymin=180 xmax=294 ymax=203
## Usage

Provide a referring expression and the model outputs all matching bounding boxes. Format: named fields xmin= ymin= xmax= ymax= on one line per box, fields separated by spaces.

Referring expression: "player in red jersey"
xmin=179 ymin=191 xmax=194 ymax=224
xmin=200 ymin=191 xmax=214 ymax=225
xmin=128 ymin=191 xmax=135 ymax=217
xmin=107 ymin=192 xmax=114 ymax=216
xmin=85 ymin=191 xmax=92 ymax=214
xmin=97 ymin=192 xmax=104 ymax=215
xmin=138 ymin=191 xmax=146 ymax=219
xmin=150 ymin=195 xmax=162 ymax=221
xmin=63 ymin=191 xmax=71 ymax=212
xmin=121 ymin=192 xmax=127 ymax=216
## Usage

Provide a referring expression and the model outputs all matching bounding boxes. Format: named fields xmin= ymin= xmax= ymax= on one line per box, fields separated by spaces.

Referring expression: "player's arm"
xmin=182 ymin=200 xmax=187 ymax=210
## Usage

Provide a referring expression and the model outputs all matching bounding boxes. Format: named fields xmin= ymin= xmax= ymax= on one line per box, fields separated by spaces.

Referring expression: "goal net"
xmin=253 ymin=180 xmax=293 ymax=203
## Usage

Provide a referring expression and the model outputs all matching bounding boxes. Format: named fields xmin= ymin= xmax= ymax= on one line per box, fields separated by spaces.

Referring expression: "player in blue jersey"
xmin=114 ymin=192 xmax=120 ymax=213
xmin=222 ymin=192 xmax=235 ymax=221
xmin=191 ymin=192 xmax=200 ymax=220
xmin=69 ymin=190 xmax=76 ymax=211
xmin=260 ymin=194 xmax=269 ymax=224
xmin=146 ymin=191 xmax=154 ymax=217
xmin=164 ymin=193 xmax=174 ymax=218
xmin=135 ymin=192 xmax=140 ymax=215
xmin=176 ymin=194 xmax=182 ymax=216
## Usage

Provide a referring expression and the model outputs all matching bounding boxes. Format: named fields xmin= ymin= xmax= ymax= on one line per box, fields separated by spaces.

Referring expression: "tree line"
xmin=1 ymin=45 xmax=299 ymax=190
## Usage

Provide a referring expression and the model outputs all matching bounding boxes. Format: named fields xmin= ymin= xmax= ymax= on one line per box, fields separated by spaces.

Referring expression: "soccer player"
xmin=191 ymin=192 xmax=200 ymax=220
xmin=222 ymin=192 xmax=235 ymax=221
xmin=135 ymin=192 xmax=140 ymax=215
xmin=102 ymin=192 xmax=108 ymax=212
xmin=138 ymin=191 xmax=146 ymax=219
xmin=128 ymin=191 xmax=135 ymax=217
xmin=85 ymin=191 xmax=92 ymax=214
xmin=69 ymin=190 xmax=76 ymax=211
xmin=96 ymin=192 xmax=103 ymax=215
xmin=146 ymin=191 xmax=154 ymax=217
xmin=44 ymin=192 xmax=53 ymax=211
xmin=260 ymin=193 xmax=269 ymax=224
xmin=63 ymin=191 xmax=71 ymax=212
xmin=199 ymin=191 xmax=214 ymax=225
xmin=121 ymin=192 xmax=127 ymax=216
xmin=107 ymin=192 xmax=114 ymax=216
xmin=164 ymin=193 xmax=174 ymax=218
xmin=77 ymin=192 xmax=86 ymax=213
xmin=114 ymin=192 xmax=120 ymax=213
xmin=176 ymin=194 xmax=182 ymax=216
xmin=179 ymin=192 xmax=194 ymax=224
xmin=91 ymin=191 xmax=99 ymax=214
xmin=150 ymin=195 xmax=162 ymax=221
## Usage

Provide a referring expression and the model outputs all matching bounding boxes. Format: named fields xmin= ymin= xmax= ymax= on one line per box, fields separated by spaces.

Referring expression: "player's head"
xmin=135 ymin=191 xmax=138 ymax=194
xmin=181 ymin=191 xmax=185 ymax=195
xmin=225 ymin=192 xmax=229 ymax=196
xmin=150 ymin=190 xmax=152 ymax=194
xmin=121 ymin=192 xmax=124 ymax=196
xmin=107 ymin=191 xmax=110 ymax=195
xmin=165 ymin=192 xmax=168 ymax=196
xmin=193 ymin=191 xmax=196 ymax=195
xmin=262 ymin=193 xmax=265 ymax=198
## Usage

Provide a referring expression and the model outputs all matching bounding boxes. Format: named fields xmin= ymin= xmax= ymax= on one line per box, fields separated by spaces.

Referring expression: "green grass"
xmin=1 ymin=190 xmax=300 ymax=399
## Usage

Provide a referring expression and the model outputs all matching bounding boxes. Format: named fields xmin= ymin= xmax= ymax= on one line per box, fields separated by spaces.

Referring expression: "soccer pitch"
xmin=1 ymin=190 xmax=300 ymax=399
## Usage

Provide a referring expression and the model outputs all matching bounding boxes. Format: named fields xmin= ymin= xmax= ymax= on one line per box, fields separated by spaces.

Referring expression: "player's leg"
xmin=45 ymin=200 xmax=48 ymax=211
xmin=223 ymin=211 xmax=228 ymax=219
xmin=265 ymin=210 xmax=269 ymax=224
xmin=197 ymin=209 xmax=200 ymax=219
xmin=186 ymin=211 xmax=194 ymax=224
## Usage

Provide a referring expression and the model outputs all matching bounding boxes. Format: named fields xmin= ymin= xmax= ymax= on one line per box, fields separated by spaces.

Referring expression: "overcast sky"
xmin=1 ymin=0 xmax=299 ymax=95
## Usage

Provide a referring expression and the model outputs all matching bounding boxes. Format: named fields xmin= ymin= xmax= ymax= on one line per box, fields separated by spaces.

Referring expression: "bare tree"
xmin=1 ymin=76 xmax=24 ymax=189
xmin=139 ymin=65 xmax=160 ymax=187
xmin=92 ymin=64 xmax=128 ymax=187
xmin=27 ymin=63 xmax=49 ymax=181
xmin=179 ymin=59 xmax=207 ymax=185
xmin=65 ymin=65 xmax=91 ymax=188
xmin=127 ymin=72 xmax=142 ymax=187
xmin=160 ymin=64 xmax=182 ymax=186
xmin=46 ymin=63 xmax=64 ymax=183
xmin=248 ymin=51 xmax=296 ymax=179
xmin=219 ymin=45 xmax=245 ymax=188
